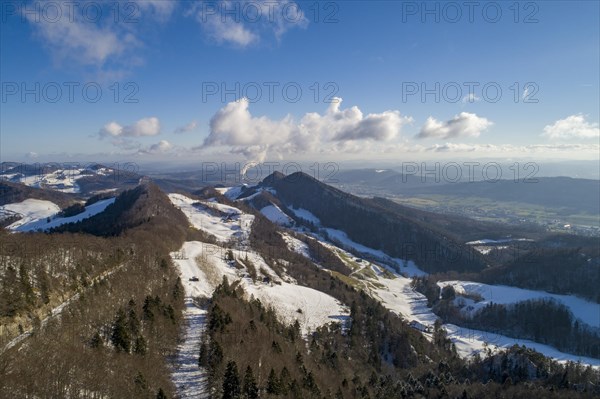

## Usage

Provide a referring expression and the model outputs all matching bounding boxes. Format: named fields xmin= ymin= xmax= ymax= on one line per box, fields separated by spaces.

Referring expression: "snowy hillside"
xmin=2 ymin=197 xmax=116 ymax=232
xmin=1 ymin=166 xmax=113 ymax=194
xmin=280 ymin=221 xmax=600 ymax=368
xmin=0 ymin=199 xmax=60 ymax=228
xmin=260 ymin=204 xmax=293 ymax=226
xmin=172 ymin=240 xmax=349 ymax=335
xmin=324 ymin=241 xmax=600 ymax=367
xmin=438 ymin=280 xmax=600 ymax=330
xmin=168 ymin=193 xmax=255 ymax=244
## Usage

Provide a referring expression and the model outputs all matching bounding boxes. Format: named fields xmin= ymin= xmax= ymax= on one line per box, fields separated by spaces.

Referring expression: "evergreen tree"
xmin=143 ymin=295 xmax=155 ymax=321
xmin=242 ymin=365 xmax=259 ymax=399
xmin=222 ymin=360 xmax=241 ymax=399
xmin=111 ymin=308 xmax=131 ymax=352
xmin=133 ymin=335 xmax=147 ymax=355
xmin=267 ymin=368 xmax=282 ymax=395
xmin=156 ymin=388 xmax=167 ymax=399
xmin=134 ymin=372 xmax=148 ymax=391
xmin=303 ymin=371 xmax=320 ymax=397
xmin=279 ymin=367 xmax=291 ymax=394
xmin=128 ymin=308 xmax=140 ymax=336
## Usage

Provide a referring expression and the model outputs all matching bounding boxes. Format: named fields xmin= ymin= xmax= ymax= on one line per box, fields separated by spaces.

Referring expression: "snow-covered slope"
xmin=4 ymin=197 xmax=116 ymax=232
xmin=172 ymin=241 xmax=349 ymax=336
xmin=168 ymin=193 xmax=254 ymax=244
xmin=260 ymin=204 xmax=293 ymax=226
xmin=289 ymin=207 xmax=320 ymax=224
xmin=297 ymin=233 xmax=600 ymax=367
xmin=0 ymin=199 xmax=60 ymax=229
xmin=281 ymin=233 xmax=311 ymax=259
xmin=438 ymin=280 xmax=600 ymax=330
xmin=215 ymin=185 xmax=245 ymax=200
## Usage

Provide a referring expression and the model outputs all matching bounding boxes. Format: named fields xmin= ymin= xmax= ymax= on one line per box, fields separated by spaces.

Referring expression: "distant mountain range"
xmin=330 ymin=168 xmax=600 ymax=214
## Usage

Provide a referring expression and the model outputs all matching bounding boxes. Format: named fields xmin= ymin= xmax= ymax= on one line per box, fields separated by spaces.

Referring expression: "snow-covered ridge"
xmin=1 ymin=167 xmax=113 ymax=194
xmin=438 ymin=280 xmax=600 ymax=330
xmin=1 ymin=197 xmax=115 ymax=232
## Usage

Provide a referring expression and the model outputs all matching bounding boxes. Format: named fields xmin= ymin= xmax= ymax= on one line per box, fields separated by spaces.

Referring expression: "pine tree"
xmin=128 ymin=308 xmax=140 ymax=336
xmin=111 ymin=308 xmax=131 ymax=352
xmin=134 ymin=372 xmax=148 ymax=391
xmin=133 ymin=335 xmax=147 ymax=355
xmin=242 ymin=365 xmax=259 ymax=399
xmin=267 ymin=368 xmax=282 ymax=395
xmin=143 ymin=296 xmax=155 ymax=321
xmin=279 ymin=367 xmax=291 ymax=394
xmin=156 ymin=388 xmax=167 ymax=399
xmin=222 ymin=360 xmax=241 ymax=399
xmin=303 ymin=371 xmax=320 ymax=397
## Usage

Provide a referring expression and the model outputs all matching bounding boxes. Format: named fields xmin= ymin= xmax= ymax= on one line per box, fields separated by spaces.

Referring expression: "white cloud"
xmin=417 ymin=112 xmax=493 ymax=140
xmin=461 ymin=93 xmax=481 ymax=104
xmin=135 ymin=0 xmax=177 ymax=21
xmin=188 ymin=0 xmax=308 ymax=47
xmin=542 ymin=114 xmax=600 ymax=140
xmin=200 ymin=97 xmax=412 ymax=162
xmin=147 ymin=140 xmax=173 ymax=153
xmin=26 ymin=1 xmax=174 ymax=74
xmin=99 ymin=117 xmax=161 ymax=138
xmin=27 ymin=12 xmax=133 ymax=68
xmin=174 ymin=121 xmax=198 ymax=134
xmin=25 ymin=151 xmax=39 ymax=159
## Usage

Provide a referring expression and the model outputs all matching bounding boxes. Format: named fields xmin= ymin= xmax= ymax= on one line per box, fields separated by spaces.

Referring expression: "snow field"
xmin=260 ymin=204 xmax=294 ymax=226
xmin=168 ymin=193 xmax=255 ymax=244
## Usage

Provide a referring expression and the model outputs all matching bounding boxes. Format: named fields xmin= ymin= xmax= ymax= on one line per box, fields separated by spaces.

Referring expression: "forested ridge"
xmin=262 ymin=172 xmax=487 ymax=274
xmin=0 ymin=183 xmax=190 ymax=397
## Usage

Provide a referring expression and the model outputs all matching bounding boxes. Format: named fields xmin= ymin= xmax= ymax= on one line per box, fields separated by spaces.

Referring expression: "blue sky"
xmin=1 ymin=0 xmax=599 ymax=164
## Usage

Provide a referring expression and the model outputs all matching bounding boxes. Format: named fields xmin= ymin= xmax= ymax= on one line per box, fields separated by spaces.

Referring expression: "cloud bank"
xmin=200 ymin=97 xmax=413 ymax=162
